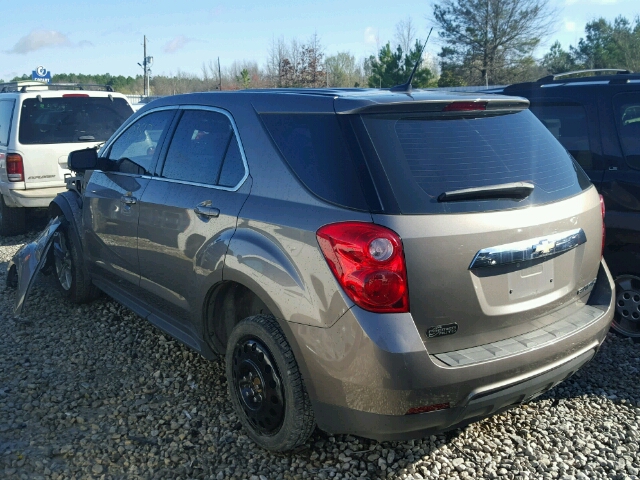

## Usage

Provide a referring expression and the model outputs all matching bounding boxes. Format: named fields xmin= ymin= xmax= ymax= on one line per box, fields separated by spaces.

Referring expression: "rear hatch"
xmin=16 ymin=95 xmax=133 ymax=188
xmin=352 ymin=96 xmax=602 ymax=353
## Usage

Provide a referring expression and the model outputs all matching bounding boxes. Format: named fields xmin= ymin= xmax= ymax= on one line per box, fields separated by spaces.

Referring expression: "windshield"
xmin=19 ymin=97 xmax=133 ymax=145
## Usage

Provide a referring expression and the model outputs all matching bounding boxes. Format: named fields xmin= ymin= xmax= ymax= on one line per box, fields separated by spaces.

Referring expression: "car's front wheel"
xmin=226 ymin=315 xmax=315 ymax=451
xmin=612 ymin=274 xmax=640 ymax=341
xmin=51 ymin=223 xmax=98 ymax=303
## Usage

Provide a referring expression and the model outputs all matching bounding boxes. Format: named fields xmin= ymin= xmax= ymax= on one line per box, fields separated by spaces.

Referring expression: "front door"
xmin=137 ymin=107 xmax=250 ymax=334
xmin=83 ymin=109 xmax=176 ymax=288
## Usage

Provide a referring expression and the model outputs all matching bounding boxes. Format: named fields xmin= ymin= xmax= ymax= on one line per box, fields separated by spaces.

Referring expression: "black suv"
xmin=498 ymin=69 xmax=640 ymax=339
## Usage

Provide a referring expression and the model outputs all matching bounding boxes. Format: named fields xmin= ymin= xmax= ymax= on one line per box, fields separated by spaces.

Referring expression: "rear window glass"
xmin=362 ymin=110 xmax=589 ymax=214
xmin=19 ymin=97 xmax=133 ymax=145
xmin=260 ymin=114 xmax=369 ymax=210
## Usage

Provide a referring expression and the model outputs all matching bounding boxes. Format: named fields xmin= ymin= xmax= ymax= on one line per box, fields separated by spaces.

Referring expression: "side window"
xmin=161 ymin=109 xmax=245 ymax=187
xmin=107 ymin=110 xmax=174 ymax=174
xmin=529 ymin=103 xmax=594 ymax=170
xmin=0 ymin=100 xmax=15 ymax=146
xmin=613 ymin=93 xmax=640 ymax=170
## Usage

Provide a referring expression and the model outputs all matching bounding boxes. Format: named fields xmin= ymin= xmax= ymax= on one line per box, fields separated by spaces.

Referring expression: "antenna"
xmin=390 ymin=27 xmax=433 ymax=94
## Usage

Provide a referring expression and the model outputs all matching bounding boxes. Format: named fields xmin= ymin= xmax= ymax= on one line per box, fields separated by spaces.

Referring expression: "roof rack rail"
xmin=0 ymin=81 xmax=114 ymax=93
xmin=537 ymin=69 xmax=632 ymax=83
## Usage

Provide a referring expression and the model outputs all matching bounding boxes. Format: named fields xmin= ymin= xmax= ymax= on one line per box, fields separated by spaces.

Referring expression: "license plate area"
xmin=507 ymin=260 xmax=555 ymax=301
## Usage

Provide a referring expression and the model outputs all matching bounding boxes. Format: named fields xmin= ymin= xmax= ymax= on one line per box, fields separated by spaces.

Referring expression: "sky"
xmin=1 ymin=0 xmax=639 ymax=82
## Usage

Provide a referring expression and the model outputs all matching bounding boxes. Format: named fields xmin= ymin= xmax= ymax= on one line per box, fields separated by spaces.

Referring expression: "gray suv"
xmin=8 ymin=89 xmax=615 ymax=451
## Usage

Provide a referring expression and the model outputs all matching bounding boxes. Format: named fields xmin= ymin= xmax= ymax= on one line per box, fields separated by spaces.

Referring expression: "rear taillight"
xmin=442 ymin=101 xmax=487 ymax=112
xmin=600 ymin=194 xmax=606 ymax=258
xmin=62 ymin=94 xmax=90 ymax=97
xmin=316 ymin=222 xmax=409 ymax=313
xmin=6 ymin=154 xmax=24 ymax=182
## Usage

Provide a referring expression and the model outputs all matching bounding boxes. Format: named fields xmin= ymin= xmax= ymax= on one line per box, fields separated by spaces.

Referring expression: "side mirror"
xmin=68 ymin=148 xmax=98 ymax=172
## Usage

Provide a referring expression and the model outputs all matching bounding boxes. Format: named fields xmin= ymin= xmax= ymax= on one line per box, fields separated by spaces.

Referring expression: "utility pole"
xmin=138 ymin=36 xmax=153 ymax=97
xmin=143 ymin=36 xmax=148 ymax=96
xmin=217 ymin=57 xmax=222 ymax=91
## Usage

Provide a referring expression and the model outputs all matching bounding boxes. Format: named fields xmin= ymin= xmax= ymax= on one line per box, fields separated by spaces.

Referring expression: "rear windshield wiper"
xmin=438 ymin=182 xmax=534 ymax=202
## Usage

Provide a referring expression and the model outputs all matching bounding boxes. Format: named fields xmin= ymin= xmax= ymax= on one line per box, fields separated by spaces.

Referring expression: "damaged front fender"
xmin=6 ymin=217 xmax=61 ymax=315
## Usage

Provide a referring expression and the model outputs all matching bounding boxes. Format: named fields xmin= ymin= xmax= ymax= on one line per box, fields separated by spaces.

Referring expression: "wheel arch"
xmin=203 ymin=279 xmax=281 ymax=353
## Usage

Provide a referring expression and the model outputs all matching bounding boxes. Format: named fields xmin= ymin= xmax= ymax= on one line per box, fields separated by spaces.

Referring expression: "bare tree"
xmin=431 ymin=0 xmax=556 ymax=86
xmin=395 ymin=17 xmax=418 ymax=55
xmin=266 ymin=36 xmax=288 ymax=87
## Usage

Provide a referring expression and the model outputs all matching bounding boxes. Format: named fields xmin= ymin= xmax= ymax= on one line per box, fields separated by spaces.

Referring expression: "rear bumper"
xmin=282 ymin=260 xmax=614 ymax=441
xmin=0 ymin=186 xmax=66 ymax=208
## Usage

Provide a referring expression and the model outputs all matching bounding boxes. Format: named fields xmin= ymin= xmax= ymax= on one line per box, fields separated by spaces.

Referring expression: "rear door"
xmin=136 ymin=106 xmax=250 ymax=332
xmin=16 ymin=95 xmax=133 ymax=189
xmin=83 ymin=108 xmax=176 ymax=288
xmin=599 ymin=91 xmax=640 ymax=276
xmin=360 ymin=106 xmax=602 ymax=354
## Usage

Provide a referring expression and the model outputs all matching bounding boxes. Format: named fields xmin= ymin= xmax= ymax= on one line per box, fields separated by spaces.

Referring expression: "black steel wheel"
xmin=612 ymin=274 xmax=640 ymax=339
xmin=225 ymin=314 xmax=315 ymax=451
xmin=231 ymin=338 xmax=285 ymax=435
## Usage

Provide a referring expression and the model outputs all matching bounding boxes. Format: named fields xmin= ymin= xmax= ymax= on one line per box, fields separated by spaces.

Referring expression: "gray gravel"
xmin=1 ymin=230 xmax=639 ymax=480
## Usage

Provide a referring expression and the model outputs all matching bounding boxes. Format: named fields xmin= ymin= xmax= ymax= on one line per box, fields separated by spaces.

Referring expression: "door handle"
xmin=194 ymin=203 xmax=220 ymax=218
xmin=120 ymin=195 xmax=137 ymax=205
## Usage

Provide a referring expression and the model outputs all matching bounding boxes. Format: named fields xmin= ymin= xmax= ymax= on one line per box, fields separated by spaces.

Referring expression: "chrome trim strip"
xmin=469 ymin=228 xmax=586 ymax=269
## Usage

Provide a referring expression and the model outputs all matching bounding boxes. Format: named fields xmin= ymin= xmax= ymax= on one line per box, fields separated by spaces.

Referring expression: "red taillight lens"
xmin=316 ymin=222 xmax=409 ymax=313
xmin=442 ymin=101 xmax=487 ymax=112
xmin=600 ymin=194 xmax=606 ymax=258
xmin=6 ymin=154 xmax=24 ymax=182
xmin=62 ymin=94 xmax=90 ymax=97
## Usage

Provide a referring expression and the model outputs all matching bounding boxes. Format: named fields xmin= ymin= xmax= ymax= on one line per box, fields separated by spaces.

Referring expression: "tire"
xmin=51 ymin=221 xmax=99 ymax=303
xmin=226 ymin=314 xmax=315 ymax=451
xmin=0 ymin=195 xmax=26 ymax=237
xmin=611 ymin=274 xmax=640 ymax=342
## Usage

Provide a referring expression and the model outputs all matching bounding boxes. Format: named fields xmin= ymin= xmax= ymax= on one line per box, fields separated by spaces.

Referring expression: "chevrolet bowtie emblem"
xmin=533 ymin=240 xmax=555 ymax=256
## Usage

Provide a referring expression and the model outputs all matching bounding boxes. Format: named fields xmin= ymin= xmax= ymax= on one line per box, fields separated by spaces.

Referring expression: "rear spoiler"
xmin=334 ymin=96 xmax=529 ymax=115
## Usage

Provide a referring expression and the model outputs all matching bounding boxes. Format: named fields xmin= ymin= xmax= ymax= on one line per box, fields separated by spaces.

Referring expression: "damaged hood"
xmin=6 ymin=217 xmax=61 ymax=315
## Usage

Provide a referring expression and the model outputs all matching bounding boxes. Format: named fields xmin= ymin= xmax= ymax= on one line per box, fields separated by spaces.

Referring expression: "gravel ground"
xmin=1 ymin=229 xmax=639 ymax=480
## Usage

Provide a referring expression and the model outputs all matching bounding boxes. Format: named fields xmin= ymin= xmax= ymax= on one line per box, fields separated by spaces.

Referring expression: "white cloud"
xmin=6 ymin=30 xmax=90 ymax=54
xmin=565 ymin=20 xmax=577 ymax=32
xmin=163 ymin=35 xmax=191 ymax=54
xmin=364 ymin=27 xmax=378 ymax=46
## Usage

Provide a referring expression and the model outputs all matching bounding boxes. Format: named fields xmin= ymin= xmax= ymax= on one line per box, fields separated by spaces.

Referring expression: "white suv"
xmin=0 ymin=81 xmax=134 ymax=235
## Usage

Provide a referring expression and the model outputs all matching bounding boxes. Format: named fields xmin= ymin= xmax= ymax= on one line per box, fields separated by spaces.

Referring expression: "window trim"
xmin=152 ymin=105 xmax=249 ymax=192
xmin=0 ymin=99 xmax=16 ymax=147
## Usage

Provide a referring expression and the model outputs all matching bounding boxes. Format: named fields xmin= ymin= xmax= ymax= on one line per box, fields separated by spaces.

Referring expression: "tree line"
xmin=4 ymin=1 xmax=640 ymax=93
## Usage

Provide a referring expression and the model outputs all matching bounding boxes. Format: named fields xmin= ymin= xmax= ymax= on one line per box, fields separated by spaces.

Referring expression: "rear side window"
xmin=0 ymin=100 xmax=15 ymax=146
xmin=362 ymin=110 xmax=589 ymax=214
xmin=161 ymin=109 xmax=245 ymax=187
xmin=613 ymin=93 xmax=640 ymax=170
xmin=19 ymin=97 xmax=133 ymax=145
xmin=260 ymin=114 xmax=369 ymax=210
xmin=529 ymin=103 xmax=595 ymax=170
